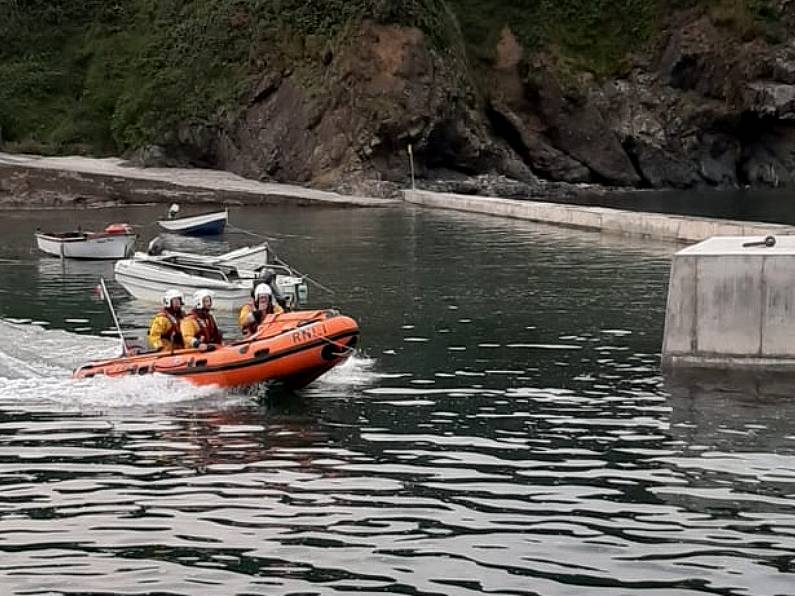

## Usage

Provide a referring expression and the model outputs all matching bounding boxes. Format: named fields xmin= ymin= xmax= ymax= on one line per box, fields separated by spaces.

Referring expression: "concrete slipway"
xmin=0 ymin=153 xmax=399 ymax=208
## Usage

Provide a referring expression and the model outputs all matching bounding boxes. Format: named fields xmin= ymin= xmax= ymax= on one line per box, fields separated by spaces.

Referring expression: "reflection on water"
xmin=0 ymin=204 xmax=793 ymax=594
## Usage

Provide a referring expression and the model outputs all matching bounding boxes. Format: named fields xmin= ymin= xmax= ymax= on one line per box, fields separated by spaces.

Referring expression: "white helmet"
xmin=253 ymin=283 xmax=272 ymax=300
xmin=193 ymin=289 xmax=214 ymax=309
xmin=162 ymin=289 xmax=184 ymax=308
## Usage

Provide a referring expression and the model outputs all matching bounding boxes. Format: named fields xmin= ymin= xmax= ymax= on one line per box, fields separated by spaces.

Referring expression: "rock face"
xmin=196 ymin=7 xmax=795 ymax=195
xmin=210 ymin=22 xmax=537 ymax=196
xmin=590 ymin=14 xmax=795 ymax=190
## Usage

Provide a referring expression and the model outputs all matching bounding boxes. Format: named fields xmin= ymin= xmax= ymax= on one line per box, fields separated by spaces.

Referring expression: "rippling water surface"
xmin=0 ymin=205 xmax=793 ymax=595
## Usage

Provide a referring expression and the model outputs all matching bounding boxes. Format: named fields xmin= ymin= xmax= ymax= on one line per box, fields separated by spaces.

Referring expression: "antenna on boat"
xmin=99 ymin=277 xmax=128 ymax=356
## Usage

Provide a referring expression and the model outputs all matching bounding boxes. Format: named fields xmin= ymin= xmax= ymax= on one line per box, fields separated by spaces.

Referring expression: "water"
xmin=554 ymin=186 xmax=795 ymax=226
xmin=0 ymin=204 xmax=793 ymax=595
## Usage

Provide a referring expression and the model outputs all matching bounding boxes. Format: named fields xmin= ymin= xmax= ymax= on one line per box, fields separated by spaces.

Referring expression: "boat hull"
xmin=36 ymin=233 xmax=136 ymax=260
xmin=157 ymin=210 xmax=228 ymax=236
xmin=114 ymin=259 xmax=251 ymax=310
xmin=114 ymin=256 xmax=307 ymax=310
xmin=73 ymin=311 xmax=359 ymax=389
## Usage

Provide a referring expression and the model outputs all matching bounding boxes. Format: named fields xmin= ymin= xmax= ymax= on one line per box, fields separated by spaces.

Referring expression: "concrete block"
xmin=761 ymin=256 xmax=795 ymax=356
xmin=662 ymin=256 xmax=697 ymax=355
xmin=695 ymin=255 xmax=762 ymax=356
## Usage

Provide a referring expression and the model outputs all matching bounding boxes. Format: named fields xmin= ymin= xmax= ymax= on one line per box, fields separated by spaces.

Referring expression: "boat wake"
xmin=0 ymin=320 xmax=222 ymax=407
xmin=312 ymin=353 xmax=378 ymax=388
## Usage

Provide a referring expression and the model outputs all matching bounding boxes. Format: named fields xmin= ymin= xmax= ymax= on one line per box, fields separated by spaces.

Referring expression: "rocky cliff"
xmin=2 ymin=1 xmax=795 ymax=196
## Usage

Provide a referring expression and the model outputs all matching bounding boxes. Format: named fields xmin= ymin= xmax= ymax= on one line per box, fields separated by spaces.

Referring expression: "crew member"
xmin=239 ymin=283 xmax=283 ymax=336
xmin=259 ymin=268 xmax=291 ymax=311
xmin=148 ymin=289 xmax=185 ymax=351
xmin=181 ymin=289 xmax=223 ymax=351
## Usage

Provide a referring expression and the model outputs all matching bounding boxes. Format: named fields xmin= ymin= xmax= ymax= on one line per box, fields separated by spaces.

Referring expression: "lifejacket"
xmin=186 ymin=309 xmax=222 ymax=345
xmin=158 ymin=308 xmax=183 ymax=346
xmin=240 ymin=300 xmax=278 ymax=336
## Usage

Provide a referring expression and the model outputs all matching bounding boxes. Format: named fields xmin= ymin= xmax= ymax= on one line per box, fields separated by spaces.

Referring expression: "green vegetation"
xmin=0 ymin=0 xmax=462 ymax=154
xmin=448 ymin=0 xmax=781 ymax=77
xmin=0 ymin=1 xmax=256 ymax=154
xmin=0 ymin=0 xmax=784 ymax=156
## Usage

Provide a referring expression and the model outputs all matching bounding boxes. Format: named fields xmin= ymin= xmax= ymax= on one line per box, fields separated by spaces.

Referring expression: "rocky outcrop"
xmin=209 ymin=22 xmax=538 ymax=197
xmin=470 ymin=8 xmax=795 ymax=193
xmin=211 ymin=8 xmax=795 ymax=195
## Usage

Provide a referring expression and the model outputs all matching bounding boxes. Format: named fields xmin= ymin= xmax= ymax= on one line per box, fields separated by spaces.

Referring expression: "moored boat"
xmin=142 ymin=240 xmax=271 ymax=272
xmin=114 ymin=251 xmax=307 ymax=310
xmin=157 ymin=206 xmax=228 ymax=236
xmin=36 ymin=224 xmax=137 ymax=260
xmin=73 ymin=310 xmax=359 ymax=389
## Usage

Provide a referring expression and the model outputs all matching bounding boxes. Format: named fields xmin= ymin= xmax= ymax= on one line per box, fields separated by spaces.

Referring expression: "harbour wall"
xmin=403 ymin=189 xmax=795 ymax=243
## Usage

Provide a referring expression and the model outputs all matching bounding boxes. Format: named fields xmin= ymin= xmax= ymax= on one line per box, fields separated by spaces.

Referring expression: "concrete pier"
xmin=662 ymin=235 xmax=795 ymax=371
xmin=403 ymin=189 xmax=795 ymax=243
xmin=0 ymin=153 xmax=398 ymax=208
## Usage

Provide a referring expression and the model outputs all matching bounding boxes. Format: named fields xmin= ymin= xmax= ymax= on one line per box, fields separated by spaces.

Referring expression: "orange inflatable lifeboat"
xmin=73 ymin=310 xmax=359 ymax=390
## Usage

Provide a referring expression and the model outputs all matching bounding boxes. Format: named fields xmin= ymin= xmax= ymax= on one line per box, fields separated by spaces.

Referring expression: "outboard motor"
xmin=168 ymin=203 xmax=180 ymax=219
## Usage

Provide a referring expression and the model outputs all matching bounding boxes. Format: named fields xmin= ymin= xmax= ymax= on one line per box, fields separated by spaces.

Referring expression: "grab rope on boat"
xmin=318 ymin=336 xmax=356 ymax=355
xmin=283 ymin=314 xmax=355 ymax=355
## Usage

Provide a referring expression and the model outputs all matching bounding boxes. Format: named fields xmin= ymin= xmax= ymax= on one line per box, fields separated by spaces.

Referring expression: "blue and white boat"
xmin=157 ymin=204 xmax=228 ymax=236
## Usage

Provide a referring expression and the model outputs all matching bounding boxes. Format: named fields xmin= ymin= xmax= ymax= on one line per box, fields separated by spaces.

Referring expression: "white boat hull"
xmin=114 ymin=258 xmax=307 ymax=310
xmin=36 ymin=233 xmax=136 ymax=260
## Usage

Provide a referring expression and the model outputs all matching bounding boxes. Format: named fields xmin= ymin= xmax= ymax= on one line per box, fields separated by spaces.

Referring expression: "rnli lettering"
xmin=291 ymin=324 xmax=327 ymax=344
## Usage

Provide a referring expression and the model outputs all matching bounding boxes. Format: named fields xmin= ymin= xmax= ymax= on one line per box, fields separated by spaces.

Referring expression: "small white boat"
xmin=36 ymin=224 xmax=137 ymax=260
xmin=157 ymin=204 xmax=228 ymax=236
xmin=147 ymin=241 xmax=270 ymax=271
xmin=114 ymin=245 xmax=308 ymax=310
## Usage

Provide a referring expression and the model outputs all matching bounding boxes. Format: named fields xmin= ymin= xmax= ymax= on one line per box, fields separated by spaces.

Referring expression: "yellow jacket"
xmin=147 ymin=310 xmax=184 ymax=351
xmin=239 ymin=301 xmax=283 ymax=336
xmin=180 ymin=310 xmax=222 ymax=348
xmin=180 ymin=317 xmax=202 ymax=349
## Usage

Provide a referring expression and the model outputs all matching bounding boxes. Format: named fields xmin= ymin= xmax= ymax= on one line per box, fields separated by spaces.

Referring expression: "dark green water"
xmin=0 ymin=204 xmax=792 ymax=595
